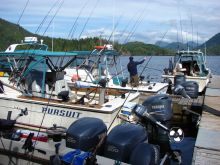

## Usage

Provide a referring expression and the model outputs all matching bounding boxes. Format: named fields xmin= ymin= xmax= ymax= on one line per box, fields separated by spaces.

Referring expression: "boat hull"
xmin=0 ymin=89 xmax=139 ymax=130
xmin=0 ymin=138 xmax=129 ymax=165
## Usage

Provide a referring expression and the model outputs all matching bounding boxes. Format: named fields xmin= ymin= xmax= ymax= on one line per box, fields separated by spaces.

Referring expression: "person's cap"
xmin=129 ymin=56 xmax=133 ymax=60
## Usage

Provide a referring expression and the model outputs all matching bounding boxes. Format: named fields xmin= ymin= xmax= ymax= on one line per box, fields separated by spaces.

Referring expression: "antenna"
xmin=190 ymin=13 xmax=194 ymax=49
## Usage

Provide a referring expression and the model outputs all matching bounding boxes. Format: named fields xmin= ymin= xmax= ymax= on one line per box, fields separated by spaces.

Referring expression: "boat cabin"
xmin=173 ymin=50 xmax=209 ymax=77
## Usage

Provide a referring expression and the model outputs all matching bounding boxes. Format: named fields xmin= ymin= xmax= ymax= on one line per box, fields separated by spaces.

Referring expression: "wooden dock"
xmin=193 ymin=75 xmax=220 ymax=165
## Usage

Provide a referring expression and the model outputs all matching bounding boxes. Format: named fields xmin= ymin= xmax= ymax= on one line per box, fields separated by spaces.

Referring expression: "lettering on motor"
xmin=42 ymin=107 xmax=81 ymax=118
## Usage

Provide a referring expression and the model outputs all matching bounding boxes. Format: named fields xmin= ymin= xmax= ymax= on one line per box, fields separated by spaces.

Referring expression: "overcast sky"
xmin=0 ymin=0 xmax=219 ymax=44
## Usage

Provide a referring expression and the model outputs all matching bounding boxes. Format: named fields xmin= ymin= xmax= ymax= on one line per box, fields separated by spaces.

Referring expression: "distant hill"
xmin=0 ymin=18 xmax=175 ymax=55
xmin=205 ymin=33 xmax=220 ymax=47
xmin=203 ymin=33 xmax=220 ymax=55
xmin=122 ymin=41 xmax=174 ymax=55
xmin=0 ymin=18 xmax=32 ymax=50
xmin=1 ymin=18 xmax=219 ymax=55
xmin=156 ymin=41 xmax=199 ymax=50
xmin=155 ymin=33 xmax=220 ymax=55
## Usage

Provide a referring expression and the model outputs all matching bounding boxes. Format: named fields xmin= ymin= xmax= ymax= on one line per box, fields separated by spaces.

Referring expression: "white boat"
xmin=0 ymin=94 xmax=186 ymax=165
xmin=64 ymin=45 xmax=168 ymax=95
xmin=162 ymin=49 xmax=211 ymax=93
xmin=0 ymin=38 xmax=139 ymax=130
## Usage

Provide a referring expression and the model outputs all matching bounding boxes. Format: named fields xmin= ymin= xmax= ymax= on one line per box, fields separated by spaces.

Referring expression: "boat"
xmin=0 ymin=38 xmax=199 ymax=165
xmin=64 ymin=45 xmax=168 ymax=96
xmin=162 ymin=49 xmax=211 ymax=93
xmin=0 ymin=94 xmax=190 ymax=165
xmin=0 ymin=37 xmax=140 ymax=131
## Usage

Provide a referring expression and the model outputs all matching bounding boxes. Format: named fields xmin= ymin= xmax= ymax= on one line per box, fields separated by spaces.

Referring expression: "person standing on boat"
xmin=127 ymin=56 xmax=146 ymax=87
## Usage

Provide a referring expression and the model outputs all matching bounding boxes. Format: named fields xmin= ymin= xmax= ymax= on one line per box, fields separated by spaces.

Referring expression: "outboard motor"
xmin=66 ymin=117 xmax=107 ymax=152
xmin=129 ymin=143 xmax=160 ymax=165
xmin=136 ymin=94 xmax=173 ymax=155
xmin=174 ymin=75 xmax=186 ymax=86
xmin=181 ymin=81 xmax=199 ymax=99
xmin=103 ymin=123 xmax=148 ymax=163
xmin=142 ymin=94 xmax=172 ymax=122
xmin=0 ymin=119 xmax=16 ymax=131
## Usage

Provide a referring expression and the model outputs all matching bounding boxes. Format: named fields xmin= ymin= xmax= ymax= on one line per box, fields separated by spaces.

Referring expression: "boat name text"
xmin=42 ymin=107 xmax=82 ymax=118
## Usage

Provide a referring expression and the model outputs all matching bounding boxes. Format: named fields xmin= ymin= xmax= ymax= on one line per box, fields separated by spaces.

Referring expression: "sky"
xmin=0 ymin=0 xmax=220 ymax=44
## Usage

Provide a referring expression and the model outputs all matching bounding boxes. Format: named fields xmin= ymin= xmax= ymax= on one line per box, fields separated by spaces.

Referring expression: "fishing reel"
xmin=47 ymin=124 xmax=67 ymax=142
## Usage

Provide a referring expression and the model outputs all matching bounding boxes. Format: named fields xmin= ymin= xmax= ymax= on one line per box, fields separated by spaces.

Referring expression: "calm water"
xmin=112 ymin=56 xmax=220 ymax=82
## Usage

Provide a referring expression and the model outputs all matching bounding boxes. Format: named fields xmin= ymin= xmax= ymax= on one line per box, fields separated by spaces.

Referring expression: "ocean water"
xmin=112 ymin=56 xmax=220 ymax=82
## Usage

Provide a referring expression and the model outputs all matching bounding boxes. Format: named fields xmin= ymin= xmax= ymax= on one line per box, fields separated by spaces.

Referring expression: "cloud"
xmin=0 ymin=0 xmax=219 ymax=44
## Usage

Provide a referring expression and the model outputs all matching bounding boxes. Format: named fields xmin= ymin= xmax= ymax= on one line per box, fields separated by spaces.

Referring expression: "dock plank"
xmin=193 ymin=75 xmax=220 ymax=165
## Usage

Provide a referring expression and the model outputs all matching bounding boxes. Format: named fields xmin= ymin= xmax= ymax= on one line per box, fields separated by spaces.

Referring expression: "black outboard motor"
xmin=103 ymin=123 xmax=148 ymax=163
xmin=174 ymin=75 xmax=186 ymax=86
xmin=66 ymin=117 xmax=107 ymax=152
xmin=0 ymin=119 xmax=16 ymax=132
xmin=129 ymin=143 xmax=160 ymax=165
xmin=174 ymin=81 xmax=199 ymax=99
xmin=137 ymin=94 xmax=173 ymax=156
xmin=142 ymin=94 xmax=172 ymax=122
xmin=181 ymin=81 xmax=199 ymax=98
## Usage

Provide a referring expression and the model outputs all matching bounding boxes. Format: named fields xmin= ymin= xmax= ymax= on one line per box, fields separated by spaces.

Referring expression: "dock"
xmin=193 ymin=75 xmax=220 ymax=165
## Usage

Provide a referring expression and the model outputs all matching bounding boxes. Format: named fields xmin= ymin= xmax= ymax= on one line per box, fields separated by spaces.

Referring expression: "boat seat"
xmin=55 ymin=80 xmax=69 ymax=94
xmin=176 ymin=63 xmax=186 ymax=72
xmin=174 ymin=63 xmax=186 ymax=75
xmin=31 ymin=80 xmax=42 ymax=97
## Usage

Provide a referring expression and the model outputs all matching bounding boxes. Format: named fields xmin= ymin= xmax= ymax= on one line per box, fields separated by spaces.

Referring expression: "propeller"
xmin=169 ymin=127 xmax=184 ymax=143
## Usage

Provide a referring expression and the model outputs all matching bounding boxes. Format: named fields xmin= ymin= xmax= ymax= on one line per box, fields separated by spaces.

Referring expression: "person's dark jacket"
xmin=127 ymin=59 xmax=145 ymax=76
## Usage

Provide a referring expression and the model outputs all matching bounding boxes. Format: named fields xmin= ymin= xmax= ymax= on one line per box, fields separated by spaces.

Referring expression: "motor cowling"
xmin=0 ymin=119 xmax=16 ymax=131
xmin=129 ymin=143 xmax=160 ymax=165
xmin=174 ymin=75 xmax=186 ymax=86
xmin=66 ymin=117 xmax=107 ymax=152
xmin=142 ymin=94 xmax=173 ymax=122
xmin=181 ymin=81 xmax=199 ymax=98
xmin=103 ymin=123 xmax=148 ymax=163
xmin=139 ymin=95 xmax=173 ymax=156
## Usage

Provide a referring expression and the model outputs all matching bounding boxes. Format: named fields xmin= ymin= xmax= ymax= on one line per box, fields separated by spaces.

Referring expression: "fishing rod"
xmin=117 ymin=14 xmax=136 ymax=44
xmin=138 ymin=28 xmax=170 ymax=78
xmin=190 ymin=12 xmax=194 ymax=49
xmin=29 ymin=55 xmax=66 ymax=162
xmin=35 ymin=0 xmax=61 ymax=34
xmin=118 ymin=4 xmax=147 ymax=54
xmin=42 ymin=0 xmax=64 ymax=36
xmin=121 ymin=9 xmax=145 ymax=46
xmin=78 ymin=0 xmax=100 ymax=40
xmin=90 ymin=85 xmax=136 ymax=162
xmin=177 ymin=4 xmax=184 ymax=44
xmin=17 ymin=0 xmax=30 ymax=25
xmin=12 ymin=0 xmax=63 ymax=83
xmin=106 ymin=13 xmax=124 ymax=44
xmin=68 ymin=0 xmax=90 ymax=40
xmin=72 ymin=12 xmax=123 ymax=80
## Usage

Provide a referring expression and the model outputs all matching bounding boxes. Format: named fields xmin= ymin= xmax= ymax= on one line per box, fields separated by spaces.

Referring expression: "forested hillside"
xmin=1 ymin=18 xmax=219 ymax=55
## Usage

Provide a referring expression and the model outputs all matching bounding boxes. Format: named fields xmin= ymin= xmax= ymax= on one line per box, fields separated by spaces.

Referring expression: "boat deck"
xmin=193 ymin=75 xmax=220 ymax=165
xmin=0 ymin=85 xmax=140 ymax=113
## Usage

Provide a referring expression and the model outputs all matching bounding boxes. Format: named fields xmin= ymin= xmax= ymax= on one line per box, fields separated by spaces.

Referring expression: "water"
xmin=114 ymin=56 xmax=220 ymax=82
